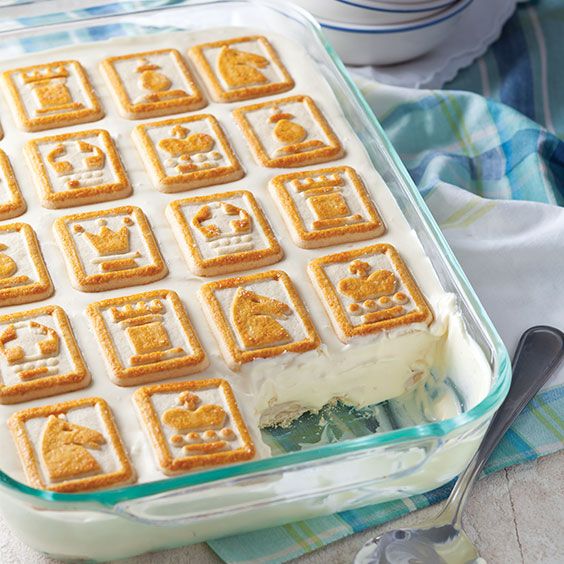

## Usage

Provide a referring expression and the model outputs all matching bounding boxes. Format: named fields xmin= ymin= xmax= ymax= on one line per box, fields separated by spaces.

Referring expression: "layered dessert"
xmin=0 ymin=27 xmax=490 ymax=492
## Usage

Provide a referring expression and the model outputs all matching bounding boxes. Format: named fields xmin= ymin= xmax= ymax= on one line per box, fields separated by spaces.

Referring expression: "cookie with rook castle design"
xmin=53 ymin=205 xmax=167 ymax=292
xmin=87 ymin=289 xmax=208 ymax=386
xmin=189 ymin=35 xmax=294 ymax=102
xmin=133 ymin=379 xmax=255 ymax=475
xmin=25 ymin=129 xmax=131 ymax=209
xmin=308 ymin=244 xmax=433 ymax=342
xmin=8 ymin=397 xmax=134 ymax=492
xmin=270 ymin=166 xmax=384 ymax=248
xmin=0 ymin=149 xmax=26 ymax=220
xmin=133 ymin=114 xmax=244 ymax=192
xmin=233 ymin=95 xmax=343 ymax=168
xmin=166 ymin=190 xmax=282 ymax=276
xmin=1 ymin=60 xmax=103 ymax=132
xmin=101 ymin=49 xmax=206 ymax=119
xmin=0 ymin=305 xmax=89 ymax=404
xmin=199 ymin=270 xmax=319 ymax=369
xmin=0 ymin=223 xmax=53 ymax=307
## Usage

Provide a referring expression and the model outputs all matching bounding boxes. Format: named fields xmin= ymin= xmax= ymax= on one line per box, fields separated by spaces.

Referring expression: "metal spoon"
xmin=354 ymin=325 xmax=564 ymax=564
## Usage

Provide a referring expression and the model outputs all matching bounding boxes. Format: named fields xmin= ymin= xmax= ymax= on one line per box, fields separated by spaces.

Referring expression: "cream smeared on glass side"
xmin=0 ymin=28 xmax=491 ymax=486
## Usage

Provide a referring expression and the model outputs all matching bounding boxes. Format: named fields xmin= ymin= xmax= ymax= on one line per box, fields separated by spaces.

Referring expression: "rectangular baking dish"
xmin=0 ymin=1 xmax=510 ymax=561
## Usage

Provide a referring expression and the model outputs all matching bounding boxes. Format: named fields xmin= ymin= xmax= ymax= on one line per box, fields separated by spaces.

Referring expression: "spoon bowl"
xmin=355 ymin=525 xmax=482 ymax=563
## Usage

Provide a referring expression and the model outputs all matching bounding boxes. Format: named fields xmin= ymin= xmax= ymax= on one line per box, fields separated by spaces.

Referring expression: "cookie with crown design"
xmin=8 ymin=397 xmax=134 ymax=492
xmin=0 ymin=305 xmax=89 ymax=404
xmin=233 ymin=95 xmax=344 ymax=168
xmin=25 ymin=129 xmax=131 ymax=209
xmin=199 ymin=270 xmax=319 ymax=369
xmin=53 ymin=205 xmax=167 ymax=292
xmin=133 ymin=114 xmax=244 ymax=192
xmin=1 ymin=60 xmax=103 ymax=132
xmin=0 ymin=223 xmax=53 ymax=307
xmin=308 ymin=244 xmax=433 ymax=342
xmin=87 ymin=289 xmax=208 ymax=386
xmin=101 ymin=48 xmax=206 ymax=119
xmin=166 ymin=190 xmax=282 ymax=276
xmin=270 ymin=166 xmax=384 ymax=248
xmin=189 ymin=35 xmax=294 ymax=102
xmin=133 ymin=379 xmax=255 ymax=475
xmin=0 ymin=149 xmax=26 ymax=220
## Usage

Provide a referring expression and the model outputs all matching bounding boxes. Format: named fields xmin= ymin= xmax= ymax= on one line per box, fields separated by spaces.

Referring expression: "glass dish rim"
xmin=0 ymin=0 xmax=511 ymax=508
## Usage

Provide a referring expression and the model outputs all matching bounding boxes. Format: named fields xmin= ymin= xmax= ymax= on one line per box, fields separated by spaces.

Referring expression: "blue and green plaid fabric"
xmin=0 ymin=1 xmax=562 ymax=563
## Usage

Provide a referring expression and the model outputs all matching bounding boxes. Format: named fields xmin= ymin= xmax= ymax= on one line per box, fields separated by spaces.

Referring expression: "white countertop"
xmin=1 ymin=450 xmax=562 ymax=564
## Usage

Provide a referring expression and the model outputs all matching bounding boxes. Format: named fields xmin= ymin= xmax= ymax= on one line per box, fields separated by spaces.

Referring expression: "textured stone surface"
xmin=0 ymin=452 xmax=562 ymax=564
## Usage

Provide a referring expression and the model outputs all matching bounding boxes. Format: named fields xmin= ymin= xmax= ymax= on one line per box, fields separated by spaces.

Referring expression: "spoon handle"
xmin=440 ymin=325 xmax=564 ymax=525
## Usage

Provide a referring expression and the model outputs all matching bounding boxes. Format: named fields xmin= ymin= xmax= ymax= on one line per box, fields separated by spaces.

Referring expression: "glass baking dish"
xmin=0 ymin=0 xmax=510 ymax=560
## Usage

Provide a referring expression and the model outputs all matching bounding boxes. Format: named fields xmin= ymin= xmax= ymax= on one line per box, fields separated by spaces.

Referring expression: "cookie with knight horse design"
xmin=189 ymin=35 xmax=294 ymax=102
xmin=199 ymin=270 xmax=319 ymax=369
xmin=8 ymin=397 xmax=134 ymax=491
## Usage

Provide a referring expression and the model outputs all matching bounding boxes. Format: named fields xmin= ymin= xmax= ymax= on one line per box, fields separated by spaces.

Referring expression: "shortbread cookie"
xmin=0 ymin=149 xmax=26 ymax=220
xmin=166 ymin=190 xmax=282 ymax=276
xmin=269 ymin=166 xmax=384 ymax=248
xmin=133 ymin=378 xmax=255 ymax=475
xmin=308 ymin=244 xmax=433 ymax=342
xmin=233 ymin=95 xmax=344 ymax=168
xmin=132 ymin=114 xmax=244 ymax=192
xmin=25 ymin=129 xmax=131 ymax=209
xmin=1 ymin=60 xmax=103 ymax=132
xmin=0 ymin=223 xmax=53 ymax=307
xmin=87 ymin=289 xmax=208 ymax=386
xmin=199 ymin=270 xmax=319 ymax=369
xmin=101 ymin=49 xmax=206 ymax=119
xmin=189 ymin=35 xmax=294 ymax=102
xmin=53 ymin=205 xmax=167 ymax=292
xmin=0 ymin=305 xmax=89 ymax=404
xmin=8 ymin=397 xmax=134 ymax=492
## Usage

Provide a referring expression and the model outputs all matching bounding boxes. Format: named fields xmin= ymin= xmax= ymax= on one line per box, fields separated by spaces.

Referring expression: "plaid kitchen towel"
xmin=208 ymin=1 xmax=564 ymax=562
xmin=0 ymin=1 xmax=561 ymax=563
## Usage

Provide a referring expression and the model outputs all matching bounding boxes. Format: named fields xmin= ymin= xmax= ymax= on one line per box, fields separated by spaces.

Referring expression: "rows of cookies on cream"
xmin=0 ymin=30 xmax=469 ymax=493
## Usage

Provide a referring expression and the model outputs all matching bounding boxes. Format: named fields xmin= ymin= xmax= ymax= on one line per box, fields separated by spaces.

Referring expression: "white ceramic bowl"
xmin=286 ymin=0 xmax=452 ymax=25
xmin=318 ymin=0 xmax=473 ymax=65
xmin=345 ymin=0 xmax=455 ymax=9
xmin=334 ymin=0 xmax=455 ymax=13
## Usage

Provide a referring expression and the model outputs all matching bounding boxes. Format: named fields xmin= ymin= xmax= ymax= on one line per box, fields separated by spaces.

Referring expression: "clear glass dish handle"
xmin=113 ymin=438 xmax=441 ymax=526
